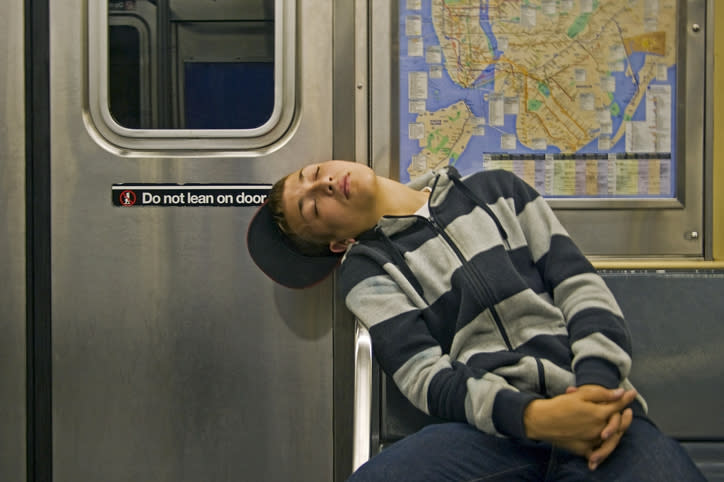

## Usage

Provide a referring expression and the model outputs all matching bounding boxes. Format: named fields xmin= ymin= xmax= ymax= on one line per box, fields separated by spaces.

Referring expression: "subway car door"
xmin=25 ymin=0 xmax=349 ymax=481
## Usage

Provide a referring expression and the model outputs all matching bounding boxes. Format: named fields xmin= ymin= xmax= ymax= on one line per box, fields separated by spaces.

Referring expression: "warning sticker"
xmin=112 ymin=184 xmax=271 ymax=207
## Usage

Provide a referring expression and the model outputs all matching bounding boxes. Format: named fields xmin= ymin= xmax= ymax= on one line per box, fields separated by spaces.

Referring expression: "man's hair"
xmin=268 ymin=174 xmax=334 ymax=257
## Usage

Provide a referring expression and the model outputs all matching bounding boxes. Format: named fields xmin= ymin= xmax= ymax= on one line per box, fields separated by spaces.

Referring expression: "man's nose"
xmin=312 ymin=177 xmax=334 ymax=195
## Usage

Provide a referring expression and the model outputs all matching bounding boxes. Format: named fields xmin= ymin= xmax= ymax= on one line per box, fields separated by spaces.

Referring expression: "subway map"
xmin=399 ymin=0 xmax=677 ymax=197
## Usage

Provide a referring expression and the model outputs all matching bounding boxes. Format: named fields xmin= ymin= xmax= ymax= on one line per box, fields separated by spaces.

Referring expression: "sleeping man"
xmin=247 ymin=160 xmax=704 ymax=481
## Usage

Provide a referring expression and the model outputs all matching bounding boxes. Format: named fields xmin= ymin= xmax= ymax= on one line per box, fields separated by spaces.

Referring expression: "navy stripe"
xmin=434 ymin=170 xmax=539 ymax=230
xmin=467 ymin=351 xmax=524 ymax=372
xmin=574 ymin=357 xmax=621 ymax=388
xmin=424 ymin=292 xmax=460 ymax=353
xmin=508 ymin=174 xmax=541 ymax=215
xmin=338 ymin=249 xmax=393 ymax=298
xmin=567 ymin=307 xmax=632 ymax=355
xmin=433 ymin=185 xmax=478 ymax=226
xmin=508 ymin=246 xmax=546 ymax=295
xmin=536 ymin=234 xmax=596 ymax=291
xmin=447 ymin=264 xmax=488 ymax=325
xmin=465 ymin=335 xmax=571 ymax=373
xmin=460 ymin=169 xmax=540 ymax=216
xmin=421 ymin=247 xmax=534 ymax=339
xmin=468 ymin=245 xmax=530 ymax=304
xmin=492 ymin=389 xmax=540 ymax=439
xmin=389 ymin=218 xmax=438 ymax=251
xmin=368 ymin=310 xmax=441 ymax=375
xmin=427 ymin=362 xmax=476 ymax=422
xmin=427 ymin=257 xmax=513 ymax=337
xmin=515 ymin=334 xmax=572 ymax=370
xmin=460 ymin=170 xmax=515 ymax=206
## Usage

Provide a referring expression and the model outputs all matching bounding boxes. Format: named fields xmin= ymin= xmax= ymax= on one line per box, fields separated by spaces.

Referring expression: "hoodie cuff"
xmin=492 ymin=389 xmax=541 ymax=440
xmin=574 ymin=357 xmax=621 ymax=388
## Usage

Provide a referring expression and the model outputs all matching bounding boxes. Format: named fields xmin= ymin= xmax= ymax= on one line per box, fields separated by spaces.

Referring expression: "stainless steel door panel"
xmin=0 ymin=0 xmax=27 ymax=480
xmin=51 ymin=1 xmax=335 ymax=480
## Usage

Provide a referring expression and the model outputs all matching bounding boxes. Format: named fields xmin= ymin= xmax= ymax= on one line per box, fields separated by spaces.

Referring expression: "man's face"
xmin=282 ymin=160 xmax=380 ymax=250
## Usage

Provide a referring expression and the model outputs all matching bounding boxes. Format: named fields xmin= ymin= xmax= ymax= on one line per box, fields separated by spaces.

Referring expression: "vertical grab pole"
xmin=352 ymin=320 xmax=373 ymax=472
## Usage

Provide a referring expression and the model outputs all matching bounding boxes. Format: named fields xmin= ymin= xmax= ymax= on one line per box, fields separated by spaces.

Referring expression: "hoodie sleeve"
xmin=509 ymin=174 xmax=632 ymax=388
xmin=339 ymin=246 xmax=541 ymax=439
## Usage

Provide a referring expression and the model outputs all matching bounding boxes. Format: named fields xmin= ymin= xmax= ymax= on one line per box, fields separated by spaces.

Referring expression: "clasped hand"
xmin=523 ymin=384 xmax=637 ymax=471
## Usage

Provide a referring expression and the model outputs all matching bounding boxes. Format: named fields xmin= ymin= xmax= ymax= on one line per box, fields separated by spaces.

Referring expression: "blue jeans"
xmin=348 ymin=418 xmax=705 ymax=481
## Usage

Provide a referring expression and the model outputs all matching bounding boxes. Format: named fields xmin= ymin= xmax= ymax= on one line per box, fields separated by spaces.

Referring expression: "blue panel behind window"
xmin=184 ymin=62 xmax=274 ymax=129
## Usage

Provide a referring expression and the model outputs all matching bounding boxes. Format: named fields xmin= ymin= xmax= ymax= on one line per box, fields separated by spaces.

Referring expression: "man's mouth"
xmin=341 ymin=173 xmax=350 ymax=199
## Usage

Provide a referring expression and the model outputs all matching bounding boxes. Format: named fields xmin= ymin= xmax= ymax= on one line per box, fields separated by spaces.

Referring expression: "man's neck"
xmin=375 ymin=176 xmax=430 ymax=217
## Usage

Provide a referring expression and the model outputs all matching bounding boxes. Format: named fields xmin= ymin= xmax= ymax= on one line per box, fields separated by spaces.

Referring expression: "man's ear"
xmin=329 ymin=238 xmax=355 ymax=253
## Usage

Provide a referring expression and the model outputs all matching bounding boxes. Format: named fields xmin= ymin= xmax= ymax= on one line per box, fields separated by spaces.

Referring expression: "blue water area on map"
xmin=479 ymin=1 xmax=503 ymax=59
xmin=398 ymin=0 xmax=677 ymax=195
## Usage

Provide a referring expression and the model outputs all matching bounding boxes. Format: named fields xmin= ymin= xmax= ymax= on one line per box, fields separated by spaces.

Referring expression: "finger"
xmin=608 ymin=390 xmax=637 ymax=412
xmin=575 ymin=385 xmax=625 ymax=403
xmin=601 ymin=411 xmax=621 ymax=440
xmin=586 ymin=395 xmax=635 ymax=436
xmin=588 ymin=430 xmax=624 ymax=471
xmin=619 ymin=408 xmax=634 ymax=432
xmin=594 ymin=390 xmax=637 ymax=418
xmin=588 ymin=408 xmax=636 ymax=470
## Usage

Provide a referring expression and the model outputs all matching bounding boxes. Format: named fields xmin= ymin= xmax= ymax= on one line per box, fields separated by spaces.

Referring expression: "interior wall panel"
xmin=0 ymin=0 xmax=27 ymax=480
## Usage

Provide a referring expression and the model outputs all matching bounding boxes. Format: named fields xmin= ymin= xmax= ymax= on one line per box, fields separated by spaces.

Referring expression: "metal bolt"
xmin=685 ymin=231 xmax=699 ymax=240
xmin=691 ymin=23 xmax=701 ymax=33
xmin=357 ymin=83 xmax=364 ymax=90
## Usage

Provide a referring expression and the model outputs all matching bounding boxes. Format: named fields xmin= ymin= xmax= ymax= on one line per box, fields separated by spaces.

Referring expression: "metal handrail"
xmin=352 ymin=320 xmax=373 ymax=472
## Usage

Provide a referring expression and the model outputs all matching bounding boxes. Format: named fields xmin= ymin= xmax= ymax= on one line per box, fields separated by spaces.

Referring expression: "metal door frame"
xmin=25 ymin=0 xmax=52 ymax=480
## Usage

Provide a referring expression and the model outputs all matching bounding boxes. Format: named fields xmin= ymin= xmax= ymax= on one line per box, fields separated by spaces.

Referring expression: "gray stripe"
xmin=493 ymin=356 xmax=540 ymax=393
xmin=487 ymin=196 xmax=528 ymax=250
xmin=445 ymin=207 xmax=505 ymax=256
xmin=345 ymin=271 xmax=423 ymax=329
xmin=407 ymin=168 xmax=437 ymax=190
xmin=571 ymin=332 xmax=632 ymax=378
xmin=404 ymin=237 xmax=460 ymax=303
xmin=392 ymin=346 xmax=448 ymax=414
xmin=494 ymin=289 xmax=568 ymax=349
xmin=450 ymin=310 xmax=508 ymax=362
xmin=540 ymin=359 xmax=575 ymax=396
xmin=517 ymin=196 xmax=569 ymax=262
xmin=538 ymin=291 xmax=554 ymax=305
xmin=464 ymin=372 xmax=516 ymax=435
xmin=377 ymin=216 xmax=418 ymax=235
xmin=428 ymin=175 xmax=454 ymax=208
xmin=554 ymin=272 xmax=624 ymax=320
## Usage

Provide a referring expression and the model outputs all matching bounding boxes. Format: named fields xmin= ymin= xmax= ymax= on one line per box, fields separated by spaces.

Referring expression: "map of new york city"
xmin=400 ymin=0 xmax=676 ymax=197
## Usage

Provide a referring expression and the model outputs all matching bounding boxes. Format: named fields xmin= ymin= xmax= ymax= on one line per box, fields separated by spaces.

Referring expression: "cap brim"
xmin=246 ymin=201 xmax=341 ymax=289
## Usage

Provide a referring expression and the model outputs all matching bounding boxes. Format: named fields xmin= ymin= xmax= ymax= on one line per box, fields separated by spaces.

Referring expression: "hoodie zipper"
xmin=425 ymin=214 xmax=514 ymax=351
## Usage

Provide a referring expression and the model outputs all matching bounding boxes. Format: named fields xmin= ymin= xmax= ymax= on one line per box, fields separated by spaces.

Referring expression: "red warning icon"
xmin=119 ymin=190 xmax=137 ymax=206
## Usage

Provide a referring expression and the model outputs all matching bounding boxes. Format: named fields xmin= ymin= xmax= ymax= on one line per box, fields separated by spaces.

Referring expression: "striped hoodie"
xmin=339 ymin=167 xmax=646 ymax=440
